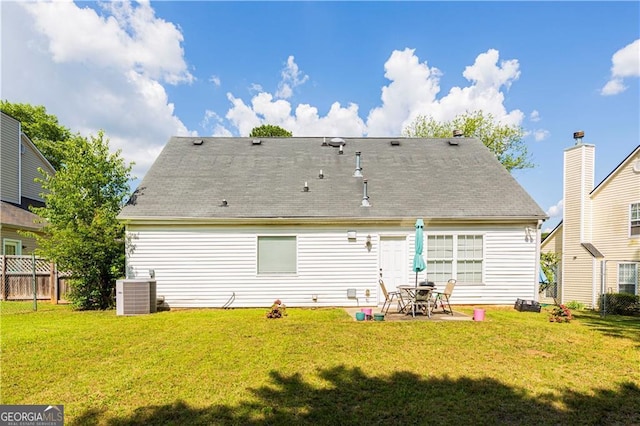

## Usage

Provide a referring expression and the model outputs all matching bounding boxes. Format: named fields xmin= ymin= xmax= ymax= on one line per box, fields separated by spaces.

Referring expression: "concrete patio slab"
xmin=344 ymin=307 xmax=473 ymax=322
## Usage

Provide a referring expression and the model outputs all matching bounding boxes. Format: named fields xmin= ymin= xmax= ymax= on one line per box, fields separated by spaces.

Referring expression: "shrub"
xmin=599 ymin=293 xmax=640 ymax=316
xmin=549 ymin=304 xmax=573 ymax=323
xmin=565 ymin=300 xmax=585 ymax=310
xmin=266 ymin=299 xmax=287 ymax=319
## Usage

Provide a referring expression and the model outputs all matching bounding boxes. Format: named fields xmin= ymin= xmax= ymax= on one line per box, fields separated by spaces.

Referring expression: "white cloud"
xmin=249 ymin=83 xmax=263 ymax=93
xmin=225 ymin=92 xmax=365 ymax=137
xmin=276 ymin=56 xmax=309 ymax=99
xmin=224 ymin=48 xmax=525 ymax=139
xmin=530 ymin=110 xmax=541 ymax=122
xmin=533 ymin=129 xmax=550 ymax=141
xmin=209 ymin=75 xmax=221 ymax=87
xmin=366 ymin=48 xmax=524 ymax=136
xmin=601 ymin=39 xmax=640 ymax=96
xmin=546 ymin=199 xmax=564 ymax=218
xmin=3 ymin=1 xmax=194 ymax=178
xmin=201 ymin=110 xmax=232 ymax=137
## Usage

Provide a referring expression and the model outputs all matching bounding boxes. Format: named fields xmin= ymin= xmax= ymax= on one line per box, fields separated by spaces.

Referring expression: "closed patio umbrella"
xmin=413 ymin=219 xmax=426 ymax=287
xmin=539 ymin=269 xmax=549 ymax=284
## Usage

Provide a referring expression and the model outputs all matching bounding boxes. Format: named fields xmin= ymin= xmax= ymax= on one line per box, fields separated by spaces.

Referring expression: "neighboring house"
xmin=0 ymin=111 xmax=55 ymax=255
xmin=119 ymin=136 xmax=547 ymax=308
xmin=541 ymin=134 xmax=640 ymax=307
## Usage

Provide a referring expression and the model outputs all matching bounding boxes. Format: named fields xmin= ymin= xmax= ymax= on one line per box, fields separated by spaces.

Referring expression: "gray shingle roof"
xmin=119 ymin=137 xmax=546 ymax=221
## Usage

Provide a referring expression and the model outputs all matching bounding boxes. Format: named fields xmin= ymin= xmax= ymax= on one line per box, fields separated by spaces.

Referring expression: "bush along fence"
xmin=1 ymin=255 xmax=70 ymax=310
xmin=599 ymin=292 xmax=640 ymax=317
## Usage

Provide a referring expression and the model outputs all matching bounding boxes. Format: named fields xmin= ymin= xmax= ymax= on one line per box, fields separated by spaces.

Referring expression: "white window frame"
xmin=456 ymin=235 xmax=484 ymax=284
xmin=630 ymin=203 xmax=640 ymax=237
xmin=3 ymin=238 xmax=22 ymax=255
xmin=618 ymin=263 xmax=638 ymax=295
xmin=425 ymin=233 xmax=484 ymax=285
xmin=257 ymin=235 xmax=297 ymax=275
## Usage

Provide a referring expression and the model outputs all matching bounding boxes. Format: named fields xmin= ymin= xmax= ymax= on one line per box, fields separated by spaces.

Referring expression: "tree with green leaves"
xmin=0 ymin=100 xmax=72 ymax=170
xmin=30 ymin=131 xmax=132 ymax=310
xmin=249 ymin=124 xmax=292 ymax=138
xmin=403 ymin=110 xmax=533 ymax=172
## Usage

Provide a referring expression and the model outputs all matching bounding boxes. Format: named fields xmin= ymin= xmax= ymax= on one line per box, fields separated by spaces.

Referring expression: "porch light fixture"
xmin=365 ymin=234 xmax=372 ymax=251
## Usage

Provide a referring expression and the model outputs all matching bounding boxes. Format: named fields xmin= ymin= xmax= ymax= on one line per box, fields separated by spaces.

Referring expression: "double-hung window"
xmin=618 ymin=263 xmax=638 ymax=295
xmin=630 ymin=203 xmax=640 ymax=237
xmin=257 ymin=236 xmax=297 ymax=274
xmin=426 ymin=235 xmax=453 ymax=285
xmin=426 ymin=234 xmax=483 ymax=285
xmin=457 ymin=235 xmax=483 ymax=283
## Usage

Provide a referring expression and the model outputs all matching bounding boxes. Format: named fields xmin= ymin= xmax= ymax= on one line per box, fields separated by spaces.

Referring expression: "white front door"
xmin=379 ymin=237 xmax=407 ymax=302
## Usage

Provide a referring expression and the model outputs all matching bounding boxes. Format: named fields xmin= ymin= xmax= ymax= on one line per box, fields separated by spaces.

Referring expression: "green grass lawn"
xmin=1 ymin=305 xmax=639 ymax=425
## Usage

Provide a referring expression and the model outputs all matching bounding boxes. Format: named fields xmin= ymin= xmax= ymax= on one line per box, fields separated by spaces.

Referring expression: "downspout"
xmin=600 ymin=260 xmax=607 ymax=317
xmin=534 ymin=219 xmax=543 ymax=301
xmin=592 ymin=257 xmax=597 ymax=308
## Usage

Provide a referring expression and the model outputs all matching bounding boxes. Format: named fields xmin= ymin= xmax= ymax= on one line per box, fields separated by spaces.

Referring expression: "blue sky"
xmin=2 ymin=1 xmax=639 ymax=231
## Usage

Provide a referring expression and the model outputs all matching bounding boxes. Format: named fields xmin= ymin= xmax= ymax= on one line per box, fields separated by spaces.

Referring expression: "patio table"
xmin=398 ymin=285 xmax=437 ymax=318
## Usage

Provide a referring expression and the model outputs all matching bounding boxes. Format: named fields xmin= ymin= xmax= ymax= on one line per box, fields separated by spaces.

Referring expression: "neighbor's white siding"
xmin=125 ymin=223 xmax=540 ymax=308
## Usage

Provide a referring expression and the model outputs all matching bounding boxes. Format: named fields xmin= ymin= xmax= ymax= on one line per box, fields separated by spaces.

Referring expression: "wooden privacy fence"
xmin=1 ymin=255 xmax=69 ymax=303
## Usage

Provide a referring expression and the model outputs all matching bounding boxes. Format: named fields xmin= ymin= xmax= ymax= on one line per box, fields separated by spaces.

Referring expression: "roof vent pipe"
xmin=339 ymin=145 xmax=344 ymax=155
xmin=362 ymin=179 xmax=370 ymax=207
xmin=453 ymin=129 xmax=464 ymax=137
xmin=573 ymin=130 xmax=584 ymax=145
xmin=353 ymin=151 xmax=363 ymax=177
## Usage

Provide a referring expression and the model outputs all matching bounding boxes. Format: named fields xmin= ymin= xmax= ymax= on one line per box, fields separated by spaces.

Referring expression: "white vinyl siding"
xmin=125 ymin=223 xmax=539 ymax=308
xmin=257 ymin=236 xmax=296 ymax=274
xmin=618 ymin=264 xmax=637 ymax=295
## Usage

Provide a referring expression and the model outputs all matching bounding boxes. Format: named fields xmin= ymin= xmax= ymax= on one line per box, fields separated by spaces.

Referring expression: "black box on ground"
xmin=514 ymin=298 xmax=541 ymax=313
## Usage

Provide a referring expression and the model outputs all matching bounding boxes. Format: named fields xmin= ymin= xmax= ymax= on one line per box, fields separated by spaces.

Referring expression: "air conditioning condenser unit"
xmin=116 ymin=279 xmax=157 ymax=315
